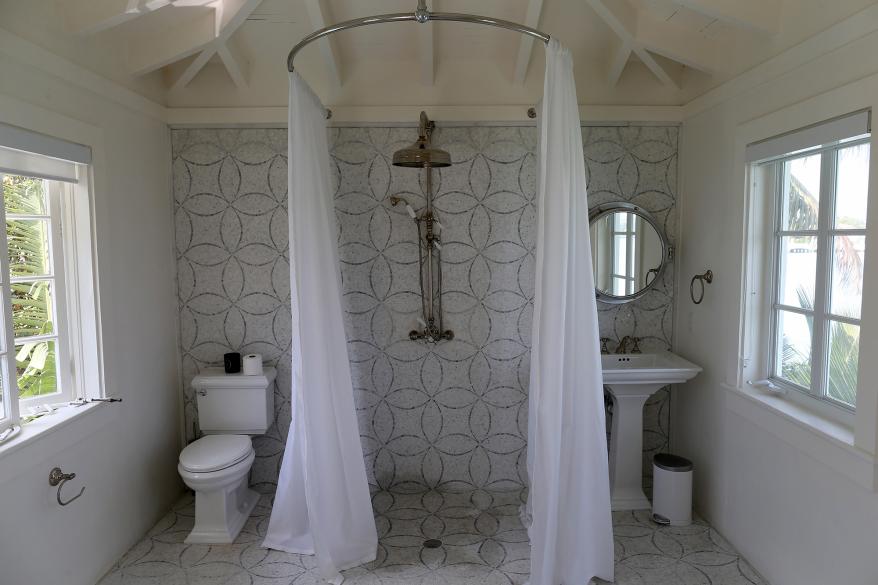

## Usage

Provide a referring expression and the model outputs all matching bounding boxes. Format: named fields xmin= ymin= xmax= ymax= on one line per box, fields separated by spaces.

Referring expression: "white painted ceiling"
xmin=1 ymin=0 xmax=876 ymax=109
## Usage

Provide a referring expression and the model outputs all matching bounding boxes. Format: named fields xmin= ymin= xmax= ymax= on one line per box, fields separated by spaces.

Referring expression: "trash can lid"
xmin=654 ymin=453 xmax=693 ymax=472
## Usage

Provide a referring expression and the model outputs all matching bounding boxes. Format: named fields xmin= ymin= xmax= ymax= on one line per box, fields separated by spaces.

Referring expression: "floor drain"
xmin=423 ymin=539 xmax=442 ymax=549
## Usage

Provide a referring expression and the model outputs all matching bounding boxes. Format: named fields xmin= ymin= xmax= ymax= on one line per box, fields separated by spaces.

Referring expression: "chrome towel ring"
xmin=49 ymin=467 xmax=85 ymax=506
xmin=690 ymin=270 xmax=713 ymax=304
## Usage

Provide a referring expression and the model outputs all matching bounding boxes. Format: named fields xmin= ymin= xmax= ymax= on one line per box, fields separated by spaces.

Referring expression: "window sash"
xmin=768 ymin=139 xmax=868 ymax=411
xmin=0 ymin=178 xmax=20 ymax=433
xmin=14 ymin=182 xmax=72 ymax=409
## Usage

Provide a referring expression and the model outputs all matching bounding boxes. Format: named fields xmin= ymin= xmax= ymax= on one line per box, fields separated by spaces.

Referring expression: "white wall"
xmin=674 ymin=15 xmax=878 ymax=585
xmin=0 ymin=39 xmax=181 ymax=585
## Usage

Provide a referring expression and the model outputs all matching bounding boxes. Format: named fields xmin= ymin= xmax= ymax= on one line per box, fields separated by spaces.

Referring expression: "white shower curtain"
xmin=526 ymin=39 xmax=615 ymax=584
xmin=263 ymin=72 xmax=377 ymax=584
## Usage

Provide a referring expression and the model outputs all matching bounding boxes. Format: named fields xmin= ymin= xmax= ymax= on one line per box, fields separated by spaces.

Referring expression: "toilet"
xmin=178 ymin=367 xmax=277 ymax=544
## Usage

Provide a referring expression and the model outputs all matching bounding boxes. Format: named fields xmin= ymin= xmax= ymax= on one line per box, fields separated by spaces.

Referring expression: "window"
xmin=611 ymin=211 xmax=636 ymax=296
xmin=4 ymin=175 xmax=71 ymax=406
xmin=747 ymin=111 xmax=870 ymax=415
xmin=0 ymin=124 xmax=99 ymax=440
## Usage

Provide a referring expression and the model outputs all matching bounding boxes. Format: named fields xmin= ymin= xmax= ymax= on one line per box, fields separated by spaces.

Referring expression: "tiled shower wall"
xmin=172 ymin=125 xmax=677 ymax=494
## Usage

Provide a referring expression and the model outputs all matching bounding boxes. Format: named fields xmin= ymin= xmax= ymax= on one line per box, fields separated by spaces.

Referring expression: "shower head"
xmin=392 ymin=111 xmax=452 ymax=168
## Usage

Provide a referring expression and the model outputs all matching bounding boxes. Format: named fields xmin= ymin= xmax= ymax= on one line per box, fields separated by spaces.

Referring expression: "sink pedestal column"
xmin=606 ymin=383 xmax=664 ymax=511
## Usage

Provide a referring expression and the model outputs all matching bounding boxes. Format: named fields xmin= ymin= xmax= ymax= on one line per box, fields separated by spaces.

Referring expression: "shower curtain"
xmin=526 ymin=39 xmax=615 ymax=584
xmin=262 ymin=72 xmax=377 ymax=584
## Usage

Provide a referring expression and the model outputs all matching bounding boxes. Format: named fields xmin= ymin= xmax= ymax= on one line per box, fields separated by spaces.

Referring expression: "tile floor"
xmin=98 ymin=490 xmax=767 ymax=585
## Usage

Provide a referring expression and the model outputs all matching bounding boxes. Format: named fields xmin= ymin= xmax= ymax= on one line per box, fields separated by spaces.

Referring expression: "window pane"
xmin=776 ymin=310 xmax=812 ymax=388
xmin=835 ymin=144 xmax=870 ymax=229
xmin=777 ymin=236 xmax=816 ymax=309
xmin=2 ymin=175 xmax=47 ymax=215
xmin=612 ymin=276 xmax=626 ymax=296
xmin=782 ymin=154 xmax=821 ymax=231
xmin=830 ymin=235 xmax=865 ymax=319
xmin=827 ymin=320 xmax=859 ymax=407
xmin=16 ymin=339 xmax=57 ymax=399
xmin=7 ymin=219 xmax=50 ymax=277
xmin=613 ymin=235 xmax=627 ymax=275
xmin=11 ymin=280 xmax=55 ymax=338
xmin=614 ymin=211 xmax=629 ymax=231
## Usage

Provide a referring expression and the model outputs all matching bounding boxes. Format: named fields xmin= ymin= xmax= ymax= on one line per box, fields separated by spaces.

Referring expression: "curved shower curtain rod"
xmin=286 ymin=0 xmax=551 ymax=72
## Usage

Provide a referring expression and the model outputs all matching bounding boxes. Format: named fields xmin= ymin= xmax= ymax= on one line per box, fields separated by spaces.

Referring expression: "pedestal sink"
xmin=602 ymin=352 xmax=701 ymax=510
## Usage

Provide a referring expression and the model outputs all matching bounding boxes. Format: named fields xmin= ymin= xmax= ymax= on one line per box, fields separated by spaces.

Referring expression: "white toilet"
xmin=178 ymin=367 xmax=277 ymax=544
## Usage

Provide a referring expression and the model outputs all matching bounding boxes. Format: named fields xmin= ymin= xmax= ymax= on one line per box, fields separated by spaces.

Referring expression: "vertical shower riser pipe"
xmin=424 ymin=165 xmax=434 ymax=327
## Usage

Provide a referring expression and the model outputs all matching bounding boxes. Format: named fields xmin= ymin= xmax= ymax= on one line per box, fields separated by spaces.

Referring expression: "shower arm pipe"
xmin=286 ymin=8 xmax=551 ymax=72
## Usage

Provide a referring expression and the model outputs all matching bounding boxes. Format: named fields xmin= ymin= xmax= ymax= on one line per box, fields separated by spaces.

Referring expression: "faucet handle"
xmin=631 ymin=337 xmax=642 ymax=354
xmin=599 ymin=337 xmax=611 ymax=354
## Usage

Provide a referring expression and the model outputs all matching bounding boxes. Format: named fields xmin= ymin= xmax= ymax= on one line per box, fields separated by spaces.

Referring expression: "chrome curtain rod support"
xmin=287 ymin=2 xmax=551 ymax=72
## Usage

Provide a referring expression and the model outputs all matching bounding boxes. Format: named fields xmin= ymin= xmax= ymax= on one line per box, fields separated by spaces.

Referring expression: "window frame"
xmin=8 ymin=178 xmax=74 ymax=410
xmin=0 ymin=165 xmax=101 ymax=439
xmin=610 ymin=211 xmax=636 ymax=296
xmin=764 ymin=137 xmax=870 ymax=414
xmin=0 ymin=180 xmax=18 ymax=435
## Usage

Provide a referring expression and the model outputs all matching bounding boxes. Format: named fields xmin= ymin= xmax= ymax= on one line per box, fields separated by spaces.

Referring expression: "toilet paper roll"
xmin=242 ymin=353 xmax=263 ymax=375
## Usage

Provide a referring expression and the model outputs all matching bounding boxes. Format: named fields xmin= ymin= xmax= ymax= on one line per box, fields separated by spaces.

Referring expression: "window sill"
xmin=0 ymin=402 xmax=111 ymax=484
xmin=722 ymin=382 xmax=878 ymax=490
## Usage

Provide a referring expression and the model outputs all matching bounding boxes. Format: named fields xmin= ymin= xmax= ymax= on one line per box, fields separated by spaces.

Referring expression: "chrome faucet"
xmin=613 ymin=336 xmax=643 ymax=354
xmin=630 ymin=337 xmax=642 ymax=354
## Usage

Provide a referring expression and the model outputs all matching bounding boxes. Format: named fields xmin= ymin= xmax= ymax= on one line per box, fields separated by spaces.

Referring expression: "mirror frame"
xmin=588 ymin=201 xmax=670 ymax=304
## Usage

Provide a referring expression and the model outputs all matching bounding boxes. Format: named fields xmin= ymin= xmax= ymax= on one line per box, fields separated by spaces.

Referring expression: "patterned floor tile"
xmin=98 ymin=491 xmax=767 ymax=585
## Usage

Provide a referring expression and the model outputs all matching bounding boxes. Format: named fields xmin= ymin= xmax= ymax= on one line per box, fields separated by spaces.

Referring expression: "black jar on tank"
xmin=224 ymin=352 xmax=241 ymax=374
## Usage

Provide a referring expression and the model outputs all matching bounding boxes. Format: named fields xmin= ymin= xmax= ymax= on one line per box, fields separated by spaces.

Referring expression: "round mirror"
xmin=589 ymin=202 xmax=668 ymax=303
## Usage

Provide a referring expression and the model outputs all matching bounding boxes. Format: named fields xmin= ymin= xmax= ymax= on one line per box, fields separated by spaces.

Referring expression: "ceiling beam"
xmin=674 ymin=0 xmax=781 ymax=36
xmin=66 ymin=0 xmax=167 ymax=35
xmin=636 ymin=12 xmax=715 ymax=74
xmin=303 ymin=0 xmax=343 ymax=95
xmin=169 ymin=47 xmax=217 ymax=92
xmin=512 ymin=0 xmax=544 ymax=85
xmin=217 ymin=37 xmax=250 ymax=89
xmin=131 ymin=0 xmax=260 ymax=88
xmin=585 ymin=0 xmax=675 ymax=87
xmin=585 ymin=0 xmax=715 ymax=88
xmin=608 ymin=41 xmax=632 ymax=86
xmin=66 ymin=0 xmax=217 ymax=36
xmin=128 ymin=7 xmax=216 ymax=75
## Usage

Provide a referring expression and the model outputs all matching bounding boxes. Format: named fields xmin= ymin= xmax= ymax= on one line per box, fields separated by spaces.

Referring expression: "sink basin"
xmin=602 ymin=352 xmax=701 ymax=511
xmin=601 ymin=352 xmax=702 ymax=385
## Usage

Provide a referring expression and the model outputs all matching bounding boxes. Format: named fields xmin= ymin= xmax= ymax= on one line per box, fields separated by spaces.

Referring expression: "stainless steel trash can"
xmin=652 ymin=453 xmax=693 ymax=526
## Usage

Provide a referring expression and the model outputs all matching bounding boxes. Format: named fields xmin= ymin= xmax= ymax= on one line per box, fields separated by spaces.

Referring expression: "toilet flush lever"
xmin=49 ymin=467 xmax=85 ymax=506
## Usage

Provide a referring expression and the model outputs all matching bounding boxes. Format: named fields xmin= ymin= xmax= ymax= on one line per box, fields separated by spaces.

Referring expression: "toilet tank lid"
xmin=192 ymin=367 xmax=277 ymax=389
xmin=179 ymin=435 xmax=252 ymax=473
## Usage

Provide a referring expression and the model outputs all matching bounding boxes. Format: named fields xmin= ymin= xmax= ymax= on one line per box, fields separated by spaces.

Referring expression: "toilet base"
xmin=184 ymin=473 xmax=259 ymax=544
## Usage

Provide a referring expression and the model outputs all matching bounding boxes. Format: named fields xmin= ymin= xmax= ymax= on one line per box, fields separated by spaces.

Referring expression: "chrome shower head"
xmin=392 ymin=111 xmax=452 ymax=168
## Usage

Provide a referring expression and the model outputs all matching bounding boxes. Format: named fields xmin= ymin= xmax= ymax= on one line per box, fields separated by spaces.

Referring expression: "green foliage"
xmin=2 ymin=175 xmax=56 ymax=399
xmin=827 ymin=321 xmax=858 ymax=406
xmin=781 ymin=286 xmax=859 ymax=407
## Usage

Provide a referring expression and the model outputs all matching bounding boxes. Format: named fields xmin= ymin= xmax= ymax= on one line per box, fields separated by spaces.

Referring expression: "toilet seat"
xmin=179 ymin=435 xmax=252 ymax=473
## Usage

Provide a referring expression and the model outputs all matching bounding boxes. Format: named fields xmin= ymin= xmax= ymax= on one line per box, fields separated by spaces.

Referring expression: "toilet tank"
xmin=192 ymin=367 xmax=277 ymax=435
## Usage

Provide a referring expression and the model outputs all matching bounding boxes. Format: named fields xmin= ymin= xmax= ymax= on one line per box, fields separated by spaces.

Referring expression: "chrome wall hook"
xmin=49 ymin=467 xmax=85 ymax=506
xmin=690 ymin=270 xmax=713 ymax=304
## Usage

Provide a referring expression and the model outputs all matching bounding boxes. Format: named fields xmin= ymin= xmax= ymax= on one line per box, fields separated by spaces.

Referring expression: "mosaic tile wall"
xmin=172 ymin=125 xmax=677 ymax=494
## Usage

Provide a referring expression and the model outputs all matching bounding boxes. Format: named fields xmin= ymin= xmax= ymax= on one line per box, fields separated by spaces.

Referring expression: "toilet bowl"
xmin=178 ymin=367 xmax=276 ymax=544
xmin=178 ymin=434 xmax=259 ymax=544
